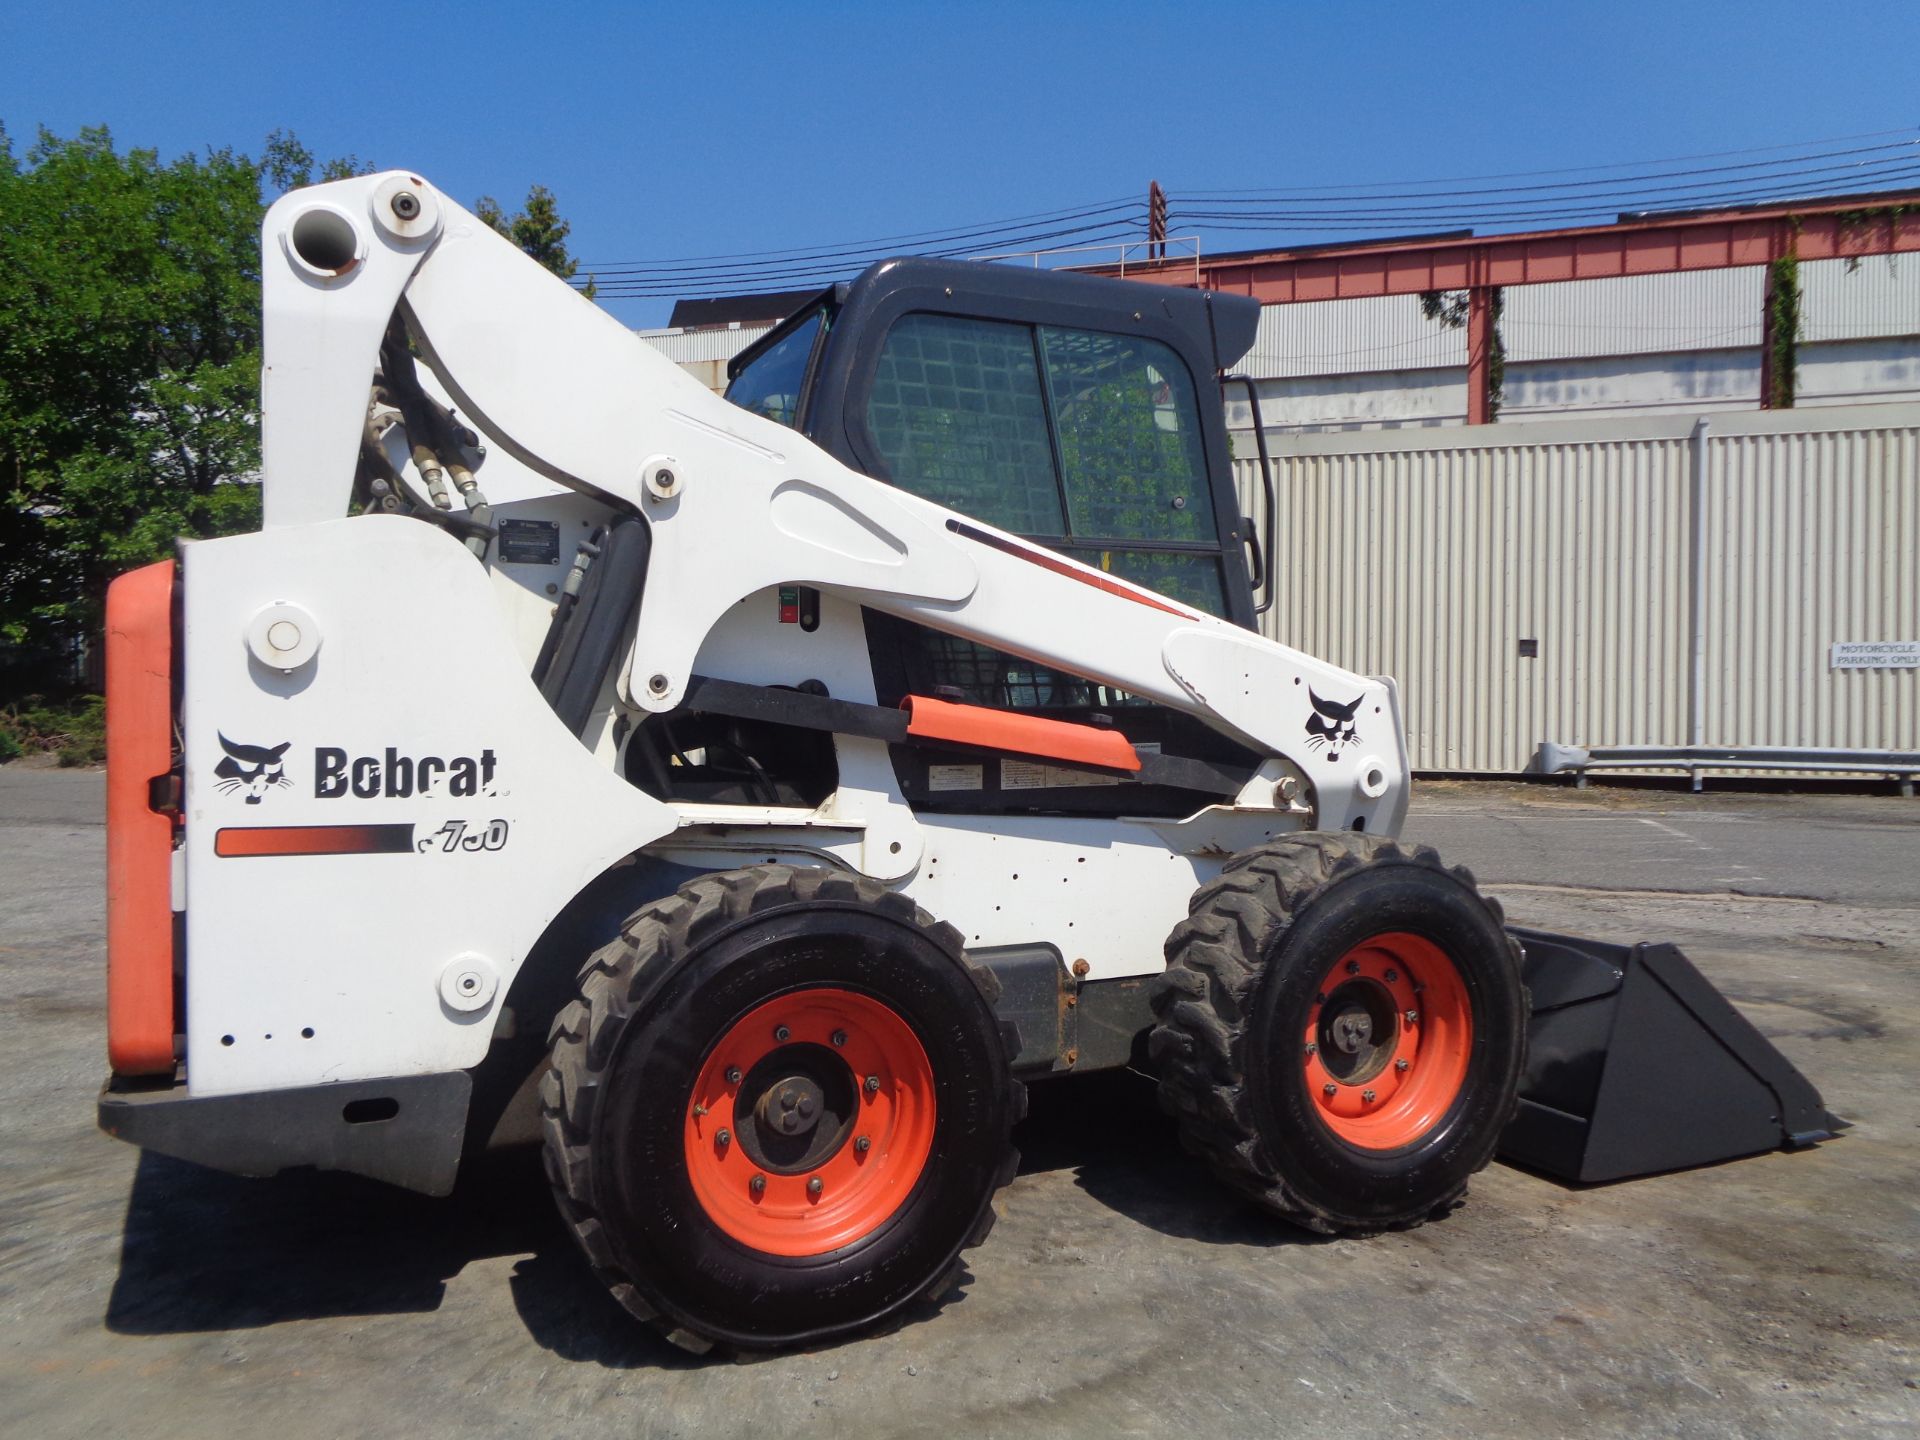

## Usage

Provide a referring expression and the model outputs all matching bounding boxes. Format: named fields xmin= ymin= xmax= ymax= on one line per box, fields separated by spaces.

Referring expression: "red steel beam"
xmin=1465 ymin=286 xmax=1495 ymax=425
xmin=1116 ymin=194 xmax=1920 ymax=304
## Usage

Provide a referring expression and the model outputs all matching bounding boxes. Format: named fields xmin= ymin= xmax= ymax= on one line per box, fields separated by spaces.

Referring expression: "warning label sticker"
xmin=1001 ymin=759 xmax=1121 ymax=790
xmin=927 ymin=764 xmax=984 ymax=792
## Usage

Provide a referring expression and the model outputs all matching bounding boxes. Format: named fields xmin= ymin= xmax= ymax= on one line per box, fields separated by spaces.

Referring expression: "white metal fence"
xmin=1235 ymin=403 xmax=1920 ymax=775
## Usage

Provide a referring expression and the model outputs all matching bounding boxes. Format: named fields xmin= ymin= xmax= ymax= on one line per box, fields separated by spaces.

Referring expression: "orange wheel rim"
xmin=684 ymin=987 xmax=936 ymax=1257
xmin=1302 ymin=933 xmax=1473 ymax=1151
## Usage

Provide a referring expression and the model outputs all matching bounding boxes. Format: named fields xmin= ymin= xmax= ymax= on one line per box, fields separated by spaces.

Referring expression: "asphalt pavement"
xmin=1407 ymin=781 xmax=1920 ymax=907
xmin=2 ymin=764 xmax=1916 ymax=1439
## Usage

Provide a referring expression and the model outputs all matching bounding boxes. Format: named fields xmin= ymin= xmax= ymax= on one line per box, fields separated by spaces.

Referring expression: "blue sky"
xmin=5 ymin=1 xmax=1917 ymax=325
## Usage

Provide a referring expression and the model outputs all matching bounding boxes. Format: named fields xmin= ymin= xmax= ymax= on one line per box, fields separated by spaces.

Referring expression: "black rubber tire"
xmin=541 ymin=864 xmax=1022 ymax=1353
xmin=1148 ymin=832 xmax=1528 ymax=1235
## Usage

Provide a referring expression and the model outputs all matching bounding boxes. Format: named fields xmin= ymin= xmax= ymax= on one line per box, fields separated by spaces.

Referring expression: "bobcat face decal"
xmin=1304 ymin=689 xmax=1362 ymax=760
xmin=214 ymin=734 xmax=293 ymax=804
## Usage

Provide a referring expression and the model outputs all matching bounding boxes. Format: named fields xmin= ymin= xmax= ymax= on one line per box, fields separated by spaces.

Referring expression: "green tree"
xmin=259 ymin=127 xmax=371 ymax=193
xmin=0 ymin=125 xmax=267 ymax=664
xmin=0 ymin=124 xmax=577 ymax=695
xmin=476 ymin=184 xmax=598 ymax=298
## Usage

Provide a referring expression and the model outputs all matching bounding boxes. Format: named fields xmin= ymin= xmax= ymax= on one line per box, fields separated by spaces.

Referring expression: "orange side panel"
xmin=105 ymin=561 xmax=178 ymax=1076
xmin=901 ymin=695 xmax=1141 ymax=773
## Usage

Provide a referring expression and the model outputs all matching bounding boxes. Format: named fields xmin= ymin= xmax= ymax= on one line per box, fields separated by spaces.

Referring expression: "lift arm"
xmin=261 ymin=173 xmax=1407 ymax=833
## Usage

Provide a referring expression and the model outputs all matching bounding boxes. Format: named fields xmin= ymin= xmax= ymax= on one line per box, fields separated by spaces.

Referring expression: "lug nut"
xmin=749 ymin=1174 xmax=766 ymax=1196
xmin=1395 ymin=1058 xmax=1409 ymax=1073
xmin=1404 ymin=1010 xmax=1419 ymax=1025
xmin=1346 ymin=960 xmax=1361 ymax=975
xmin=1304 ymin=1042 xmax=1318 ymax=1056
xmin=1384 ymin=969 xmax=1399 ymax=983
xmin=864 ymin=1075 xmax=881 ymax=1094
xmin=1315 ymin=992 xmax=1327 ymax=1005
xmin=716 ymin=1128 xmax=731 ymax=1146
xmin=807 ymin=1176 xmax=824 ymax=1198
xmin=1362 ymin=1089 xmax=1377 ymax=1103
xmin=1323 ymin=1083 xmax=1338 ymax=1097
xmin=854 ymin=1135 xmax=871 ymax=1155
xmin=726 ymin=1067 xmax=742 ymax=1085
xmin=831 ymin=1030 xmax=847 ymax=1047
xmin=774 ymin=1025 xmax=791 ymax=1042
xmin=692 ymin=1103 xmax=707 ymax=1117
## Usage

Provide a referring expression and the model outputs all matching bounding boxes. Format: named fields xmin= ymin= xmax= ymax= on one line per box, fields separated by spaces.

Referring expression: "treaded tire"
xmin=541 ymin=864 xmax=1022 ymax=1353
xmin=1148 ymin=832 xmax=1527 ymax=1235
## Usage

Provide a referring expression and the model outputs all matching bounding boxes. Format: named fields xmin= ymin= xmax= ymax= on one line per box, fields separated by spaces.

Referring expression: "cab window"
xmin=864 ymin=313 xmax=1063 ymax=534
xmin=727 ymin=308 xmax=824 ymax=428
xmin=865 ymin=312 xmax=1224 ymax=617
xmin=1039 ymin=327 xmax=1213 ymax=544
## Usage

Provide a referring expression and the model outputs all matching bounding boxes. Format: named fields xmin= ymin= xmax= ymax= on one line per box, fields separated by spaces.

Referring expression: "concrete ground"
xmin=2 ymin=764 xmax=1916 ymax=1438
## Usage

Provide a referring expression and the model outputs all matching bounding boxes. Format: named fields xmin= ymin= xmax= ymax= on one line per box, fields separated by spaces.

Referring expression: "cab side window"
xmin=726 ymin=308 xmax=824 ymax=428
xmin=1039 ymin=327 xmax=1213 ymax=544
xmin=865 ymin=313 xmax=1063 ymax=535
xmin=866 ymin=312 xmax=1226 ymax=621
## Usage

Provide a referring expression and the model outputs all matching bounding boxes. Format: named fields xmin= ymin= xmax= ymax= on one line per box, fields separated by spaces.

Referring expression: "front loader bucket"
xmin=1498 ymin=927 xmax=1840 ymax=1183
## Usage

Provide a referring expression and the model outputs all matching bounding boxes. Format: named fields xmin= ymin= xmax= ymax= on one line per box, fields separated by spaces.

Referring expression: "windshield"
xmin=726 ymin=308 xmax=825 ymax=428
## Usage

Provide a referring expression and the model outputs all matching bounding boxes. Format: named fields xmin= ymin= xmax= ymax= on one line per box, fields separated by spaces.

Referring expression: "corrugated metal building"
xmin=1236 ymin=403 xmax=1919 ymax=775
xmin=633 ymin=323 xmax=773 ymax=392
xmin=631 ymin=203 xmax=1918 ymax=780
xmin=638 ymin=255 xmax=1920 ymax=428
xmin=1223 ymin=256 xmax=1920 ymax=432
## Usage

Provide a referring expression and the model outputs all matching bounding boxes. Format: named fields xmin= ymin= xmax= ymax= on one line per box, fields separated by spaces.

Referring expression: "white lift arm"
xmin=260 ymin=173 xmax=1407 ymax=832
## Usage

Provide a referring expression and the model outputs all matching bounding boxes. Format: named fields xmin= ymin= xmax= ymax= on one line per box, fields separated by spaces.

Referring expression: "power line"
xmin=1176 ymin=126 xmax=1920 ymax=194
xmin=1173 ymin=167 xmax=1920 ymax=232
xmin=578 ymin=195 xmax=1139 ymax=270
xmin=578 ymin=128 xmax=1920 ymax=304
xmin=1173 ymin=158 xmax=1920 ymax=225
xmin=585 ymin=217 xmax=1151 ymax=296
xmin=1179 ymin=141 xmax=1920 ymax=205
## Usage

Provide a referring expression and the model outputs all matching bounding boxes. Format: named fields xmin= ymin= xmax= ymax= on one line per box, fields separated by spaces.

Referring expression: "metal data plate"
xmin=496 ymin=518 xmax=561 ymax=566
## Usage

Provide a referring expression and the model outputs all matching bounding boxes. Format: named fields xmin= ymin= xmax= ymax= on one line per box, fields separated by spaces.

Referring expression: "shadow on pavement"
xmin=105 ymin=1147 xmax=686 ymax=1366
xmin=1016 ymin=1068 xmax=1328 ymax=1249
xmin=106 ymin=1151 xmax=484 ymax=1333
xmin=102 ymin=1069 xmax=1310 ymax=1361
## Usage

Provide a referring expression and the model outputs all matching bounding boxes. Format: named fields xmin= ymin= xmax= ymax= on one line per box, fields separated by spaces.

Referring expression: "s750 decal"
xmin=418 ymin=819 xmax=511 ymax=853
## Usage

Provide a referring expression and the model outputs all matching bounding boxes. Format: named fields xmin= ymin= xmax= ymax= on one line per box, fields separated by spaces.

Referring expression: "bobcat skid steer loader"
xmin=97 ymin=172 xmax=1835 ymax=1353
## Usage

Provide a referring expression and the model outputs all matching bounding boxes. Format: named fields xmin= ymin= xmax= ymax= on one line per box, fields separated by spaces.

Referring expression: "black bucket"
xmin=1499 ymin=927 xmax=1840 ymax=1183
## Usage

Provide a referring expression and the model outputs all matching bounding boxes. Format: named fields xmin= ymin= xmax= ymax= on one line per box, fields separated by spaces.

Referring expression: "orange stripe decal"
xmin=105 ymin=561 xmax=179 ymax=1076
xmin=902 ymin=695 xmax=1140 ymax=773
xmin=215 ymin=824 xmax=416 ymax=858
xmin=945 ymin=519 xmax=1195 ymax=618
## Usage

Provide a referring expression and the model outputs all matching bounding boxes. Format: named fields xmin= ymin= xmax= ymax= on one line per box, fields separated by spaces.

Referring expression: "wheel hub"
xmin=733 ymin=1043 xmax=854 ymax=1175
xmin=1316 ymin=980 xmax=1397 ymax=1086
xmin=1302 ymin=934 xmax=1475 ymax=1151
xmin=682 ymin=988 xmax=940 ymax=1257
xmin=756 ymin=1074 xmax=825 ymax=1137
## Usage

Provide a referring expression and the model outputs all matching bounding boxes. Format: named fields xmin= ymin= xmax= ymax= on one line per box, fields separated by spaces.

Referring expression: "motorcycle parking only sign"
xmin=1830 ymin=640 xmax=1920 ymax=670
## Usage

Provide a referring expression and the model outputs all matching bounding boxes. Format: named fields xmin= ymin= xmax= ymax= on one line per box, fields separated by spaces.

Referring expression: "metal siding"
xmin=1702 ymin=421 xmax=1919 ymax=760
xmin=1244 ymin=294 xmax=1463 ymax=378
xmin=1800 ymin=255 xmax=1920 ymax=342
xmin=1502 ymin=269 xmax=1763 ymax=363
xmin=1238 ymin=404 xmax=1919 ymax=774
xmin=633 ymin=324 xmax=773 ymax=363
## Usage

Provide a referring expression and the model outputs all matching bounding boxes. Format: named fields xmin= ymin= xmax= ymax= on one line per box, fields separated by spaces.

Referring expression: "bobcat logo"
xmin=214 ymin=734 xmax=293 ymax=804
xmin=1304 ymin=689 xmax=1362 ymax=760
